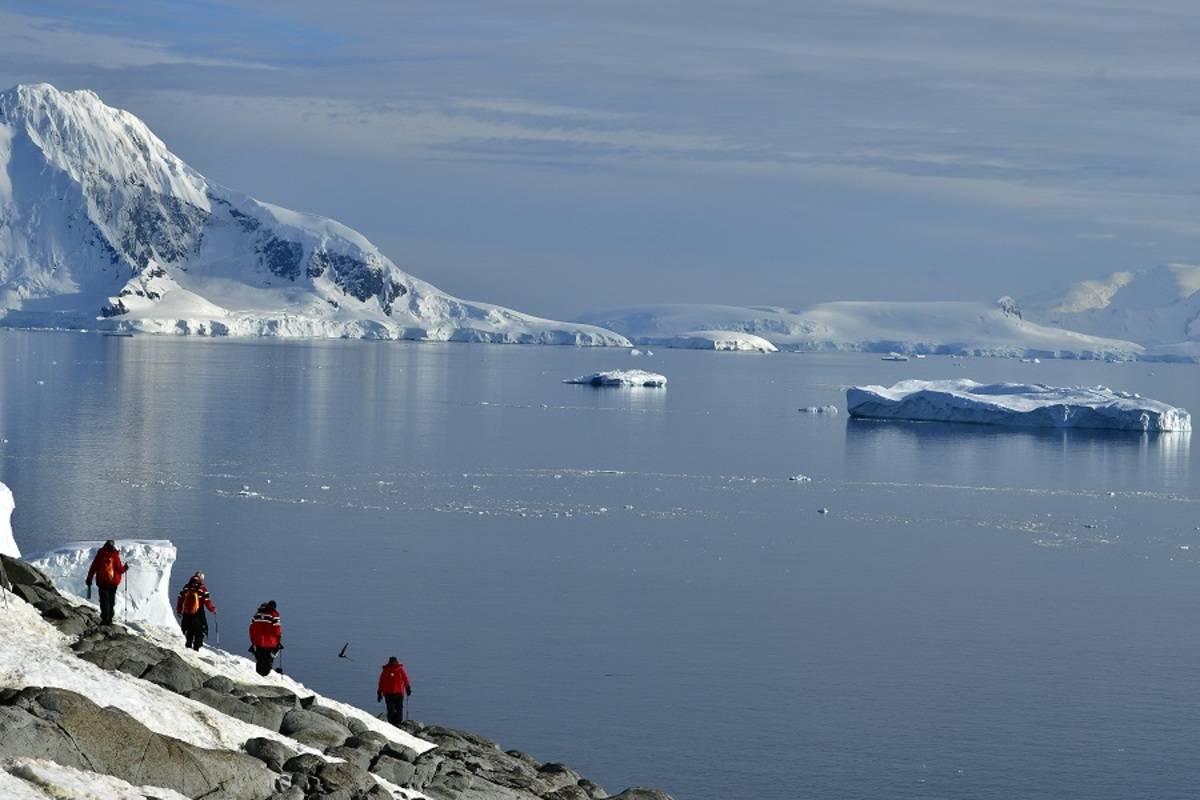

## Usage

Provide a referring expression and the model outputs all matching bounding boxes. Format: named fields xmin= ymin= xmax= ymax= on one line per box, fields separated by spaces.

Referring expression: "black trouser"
xmin=180 ymin=612 xmax=207 ymax=650
xmin=97 ymin=584 xmax=118 ymax=624
xmin=384 ymin=693 xmax=405 ymax=726
xmin=254 ymin=646 xmax=276 ymax=676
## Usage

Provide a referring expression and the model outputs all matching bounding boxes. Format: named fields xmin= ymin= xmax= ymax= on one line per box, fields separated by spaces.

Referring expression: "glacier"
xmin=846 ymin=379 xmax=1192 ymax=432
xmin=0 ymin=84 xmax=628 ymax=346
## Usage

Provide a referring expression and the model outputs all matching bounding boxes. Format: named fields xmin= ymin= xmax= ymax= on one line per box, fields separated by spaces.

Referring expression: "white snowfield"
xmin=0 ymin=482 xmax=15 ymax=558
xmin=0 ymin=84 xmax=628 ymax=347
xmin=28 ymin=540 xmax=179 ymax=631
xmin=564 ymin=369 xmax=668 ymax=387
xmin=0 ymin=758 xmax=191 ymax=800
xmin=1022 ymin=264 xmax=1200 ymax=353
xmin=577 ymin=300 xmax=1143 ymax=360
xmin=846 ymin=379 xmax=1192 ymax=432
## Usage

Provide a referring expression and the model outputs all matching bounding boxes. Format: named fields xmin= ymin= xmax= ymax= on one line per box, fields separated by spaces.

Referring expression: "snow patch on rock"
xmin=0 ymin=757 xmax=191 ymax=800
xmin=847 ymin=379 xmax=1192 ymax=432
xmin=28 ymin=540 xmax=178 ymax=630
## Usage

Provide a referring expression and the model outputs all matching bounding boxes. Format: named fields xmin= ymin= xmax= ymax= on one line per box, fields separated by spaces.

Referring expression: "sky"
xmin=0 ymin=0 xmax=1198 ymax=318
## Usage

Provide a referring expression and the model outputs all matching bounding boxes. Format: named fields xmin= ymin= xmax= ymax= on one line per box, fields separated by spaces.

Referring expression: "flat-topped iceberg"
xmin=846 ymin=379 xmax=1191 ymax=432
xmin=565 ymin=369 xmax=667 ymax=387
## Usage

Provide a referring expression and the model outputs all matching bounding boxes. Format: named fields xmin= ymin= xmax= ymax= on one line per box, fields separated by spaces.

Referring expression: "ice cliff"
xmin=0 ymin=482 xmax=15 ymax=558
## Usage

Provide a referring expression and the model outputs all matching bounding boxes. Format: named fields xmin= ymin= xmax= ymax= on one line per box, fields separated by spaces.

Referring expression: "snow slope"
xmin=1022 ymin=263 xmax=1200 ymax=350
xmin=578 ymin=300 xmax=1142 ymax=360
xmin=28 ymin=540 xmax=178 ymax=630
xmin=0 ymin=482 xmax=15 ymax=558
xmin=846 ymin=379 xmax=1192 ymax=432
xmin=0 ymin=84 xmax=628 ymax=346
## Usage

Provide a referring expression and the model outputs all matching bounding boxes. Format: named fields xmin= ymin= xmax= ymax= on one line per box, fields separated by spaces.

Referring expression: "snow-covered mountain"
xmin=1021 ymin=263 xmax=1200 ymax=359
xmin=0 ymin=84 xmax=628 ymax=345
xmin=577 ymin=299 xmax=1144 ymax=360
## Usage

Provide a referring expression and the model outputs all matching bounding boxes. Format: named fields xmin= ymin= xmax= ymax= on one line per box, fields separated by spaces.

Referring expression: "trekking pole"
xmin=123 ymin=577 xmax=129 ymax=623
xmin=215 ymin=614 xmax=221 ymax=647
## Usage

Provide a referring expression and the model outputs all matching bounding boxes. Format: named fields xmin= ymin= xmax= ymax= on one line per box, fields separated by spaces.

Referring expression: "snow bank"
xmin=0 ymin=482 xmax=15 ymax=558
xmin=28 ymin=541 xmax=178 ymax=630
xmin=564 ymin=370 xmax=667 ymax=387
xmin=847 ymin=379 xmax=1192 ymax=432
xmin=0 ymin=758 xmax=190 ymax=800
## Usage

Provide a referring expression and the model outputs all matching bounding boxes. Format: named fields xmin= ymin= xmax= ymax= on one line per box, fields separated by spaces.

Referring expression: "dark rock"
xmin=74 ymin=636 xmax=161 ymax=678
xmin=282 ymin=753 xmax=326 ymax=775
xmin=187 ymin=688 xmax=290 ymax=731
xmin=0 ymin=554 xmax=53 ymax=589
xmin=347 ymin=716 xmax=369 ymax=735
xmin=325 ymin=744 xmax=373 ymax=770
xmin=309 ymin=703 xmax=350 ymax=728
xmin=244 ymin=737 xmax=298 ymax=772
xmin=314 ymin=760 xmax=376 ymax=795
xmin=381 ymin=741 xmax=420 ymax=764
xmin=507 ymin=749 xmax=541 ymax=768
xmin=606 ymin=790 xmax=675 ymax=800
xmin=370 ymin=753 xmax=416 ymax=786
xmin=142 ymin=651 xmax=205 ymax=694
xmin=281 ymin=708 xmax=351 ymax=749
xmin=578 ymin=778 xmax=609 ymax=799
xmin=205 ymin=674 xmax=236 ymax=693
xmin=0 ymin=687 xmax=276 ymax=799
xmin=345 ymin=731 xmax=388 ymax=754
xmin=267 ymin=787 xmax=305 ymax=800
xmin=544 ymin=787 xmax=591 ymax=800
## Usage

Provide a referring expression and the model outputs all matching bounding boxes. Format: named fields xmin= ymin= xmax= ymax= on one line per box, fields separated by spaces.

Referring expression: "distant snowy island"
xmin=2 ymin=83 xmax=1200 ymax=362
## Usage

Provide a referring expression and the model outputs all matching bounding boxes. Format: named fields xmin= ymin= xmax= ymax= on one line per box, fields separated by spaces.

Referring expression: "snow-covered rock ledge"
xmin=0 ymin=553 xmax=672 ymax=800
xmin=846 ymin=379 xmax=1192 ymax=432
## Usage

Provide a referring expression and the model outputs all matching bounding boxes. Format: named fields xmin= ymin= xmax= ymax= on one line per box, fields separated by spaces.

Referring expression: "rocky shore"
xmin=0 ymin=553 xmax=673 ymax=800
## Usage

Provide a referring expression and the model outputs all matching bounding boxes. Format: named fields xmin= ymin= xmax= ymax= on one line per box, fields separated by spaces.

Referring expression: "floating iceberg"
xmin=0 ymin=482 xmax=16 ymax=558
xmin=28 ymin=540 xmax=180 ymax=631
xmin=565 ymin=370 xmax=667 ymax=387
xmin=846 ymin=379 xmax=1191 ymax=432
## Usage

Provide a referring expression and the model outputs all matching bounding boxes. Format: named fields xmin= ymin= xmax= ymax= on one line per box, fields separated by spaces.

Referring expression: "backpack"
xmin=98 ymin=554 xmax=116 ymax=585
xmin=180 ymin=588 xmax=201 ymax=615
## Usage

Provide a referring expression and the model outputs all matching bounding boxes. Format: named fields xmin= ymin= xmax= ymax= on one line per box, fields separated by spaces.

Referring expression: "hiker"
xmin=84 ymin=539 xmax=129 ymax=625
xmin=249 ymin=600 xmax=282 ymax=676
xmin=175 ymin=572 xmax=217 ymax=650
xmin=377 ymin=656 xmax=412 ymax=726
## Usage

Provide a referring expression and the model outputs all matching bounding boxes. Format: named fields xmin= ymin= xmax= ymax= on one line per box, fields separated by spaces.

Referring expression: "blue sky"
xmin=1 ymin=1 xmax=1198 ymax=316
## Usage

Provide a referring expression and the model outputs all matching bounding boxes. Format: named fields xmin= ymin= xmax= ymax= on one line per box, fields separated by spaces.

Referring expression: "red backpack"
xmin=97 ymin=553 xmax=117 ymax=585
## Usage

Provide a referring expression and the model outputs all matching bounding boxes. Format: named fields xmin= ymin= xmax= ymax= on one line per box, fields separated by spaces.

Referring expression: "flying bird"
xmin=338 ymin=642 xmax=351 ymax=660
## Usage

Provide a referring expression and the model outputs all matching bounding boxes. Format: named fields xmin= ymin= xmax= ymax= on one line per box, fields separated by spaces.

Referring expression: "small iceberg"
xmin=799 ymin=405 xmax=839 ymax=415
xmin=565 ymin=369 xmax=667 ymax=388
xmin=880 ymin=352 xmax=909 ymax=362
xmin=846 ymin=379 xmax=1191 ymax=432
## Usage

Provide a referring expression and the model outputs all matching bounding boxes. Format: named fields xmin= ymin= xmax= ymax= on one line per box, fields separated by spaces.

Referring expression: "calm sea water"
xmin=2 ymin=330 xmax=1199 ymax=800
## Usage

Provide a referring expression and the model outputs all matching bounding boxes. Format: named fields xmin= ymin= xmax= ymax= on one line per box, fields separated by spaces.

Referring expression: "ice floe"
xmin=564 ymin=370 xmax=667 ymax=387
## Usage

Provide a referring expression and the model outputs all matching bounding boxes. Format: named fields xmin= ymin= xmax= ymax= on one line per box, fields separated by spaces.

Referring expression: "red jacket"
xmin=249 ymin=606 xmax=281 ymax=648
xmin=86 ymin=546 xmax=128 ymax=588
xmin=378 ymin=662 xmax=411 ymax=696
xmin=176 ymin=580 xmax=216 ymax=614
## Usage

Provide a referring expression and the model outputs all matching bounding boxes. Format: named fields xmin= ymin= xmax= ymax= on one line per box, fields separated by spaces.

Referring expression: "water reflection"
xmin=844 ymin=418 xmax=1192 ymax=492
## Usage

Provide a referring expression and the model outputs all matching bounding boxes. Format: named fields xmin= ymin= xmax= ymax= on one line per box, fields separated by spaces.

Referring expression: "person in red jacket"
xmin=377 ymin=656 xmax=412 ymax=726
xmin=249 ymin=600 xmax=282 ymax=676
xmin=175 ymin=572 xmax=217 ymax=651
xmin=85 ymin=540 xmax=129 ymax=625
